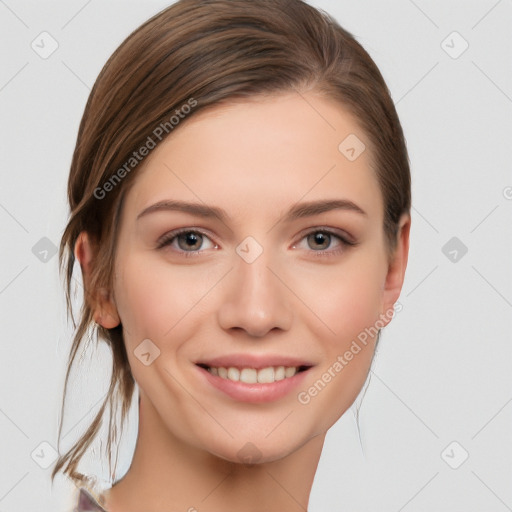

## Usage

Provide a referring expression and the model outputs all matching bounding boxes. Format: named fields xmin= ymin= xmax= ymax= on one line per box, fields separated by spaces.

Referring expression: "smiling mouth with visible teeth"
xmin=196 ymin=364 xmax=311 ymax=384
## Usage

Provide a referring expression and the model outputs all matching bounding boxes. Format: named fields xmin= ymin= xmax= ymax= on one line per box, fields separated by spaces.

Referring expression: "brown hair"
xmin=52 ymin=0 xmax=411 ymax=487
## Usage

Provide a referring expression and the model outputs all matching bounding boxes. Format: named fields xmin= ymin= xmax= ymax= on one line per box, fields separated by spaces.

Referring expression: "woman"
xmin=53 ymin=0 xmax=411 ymax=510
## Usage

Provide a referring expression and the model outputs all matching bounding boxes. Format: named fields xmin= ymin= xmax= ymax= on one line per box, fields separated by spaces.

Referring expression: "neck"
xmin=103 ymin=391 xmax=325 ymax=512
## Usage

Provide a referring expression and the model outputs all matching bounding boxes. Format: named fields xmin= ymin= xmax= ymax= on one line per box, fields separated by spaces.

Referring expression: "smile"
xmin=195 ymin=359 xmax=314 ymax=403
xmin=198 ymin=364 xmax=310 ymax=384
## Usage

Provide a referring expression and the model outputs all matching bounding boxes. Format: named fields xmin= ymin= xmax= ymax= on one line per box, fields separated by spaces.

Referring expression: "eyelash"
xmin=156 ymin=227 xmax=357 ymax=259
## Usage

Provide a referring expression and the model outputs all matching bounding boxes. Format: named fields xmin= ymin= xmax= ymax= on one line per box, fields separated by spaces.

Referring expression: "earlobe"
xmin=74 ymin=231 xmax=121 ymax=329
xmin=94 ymin=288 xmax=121 ymax=329
xmin=382 ymin=213 xmax=411 ymax=319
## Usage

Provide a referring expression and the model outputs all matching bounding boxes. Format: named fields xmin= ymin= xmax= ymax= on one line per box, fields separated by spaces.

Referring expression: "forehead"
xmin=122 ymin=91 xmax=383 ymax=224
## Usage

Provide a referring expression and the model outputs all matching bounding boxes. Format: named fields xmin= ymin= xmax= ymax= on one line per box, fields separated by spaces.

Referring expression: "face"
xmin=100 ymin=91 xmax=408 ymax=463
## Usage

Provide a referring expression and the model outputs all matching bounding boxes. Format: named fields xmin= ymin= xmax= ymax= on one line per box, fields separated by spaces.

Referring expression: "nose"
xmin=216 ymin=248 xmax=293 ymax=338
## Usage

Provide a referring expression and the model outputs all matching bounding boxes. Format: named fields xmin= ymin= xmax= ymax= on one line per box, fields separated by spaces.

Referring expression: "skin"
xmin=75 ymin=90 xmax=410 ymax=512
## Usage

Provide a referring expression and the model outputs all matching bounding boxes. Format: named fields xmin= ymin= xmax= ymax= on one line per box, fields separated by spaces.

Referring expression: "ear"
xmin=74 ymin=231 xmax=121 ymax=329
xmin=380 ymin=213 xmax=411 ymax=325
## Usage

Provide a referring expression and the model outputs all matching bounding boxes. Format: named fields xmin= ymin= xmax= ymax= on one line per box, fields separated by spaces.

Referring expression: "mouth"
xmin=194 ymin=357 xmax=314 ymax=403
xmin=196 ymin=363 xmax=312 ymax=384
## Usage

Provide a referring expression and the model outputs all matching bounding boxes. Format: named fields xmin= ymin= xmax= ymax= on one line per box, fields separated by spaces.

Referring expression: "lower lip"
xmin=196 ymin=365 xmax=312 ymax=403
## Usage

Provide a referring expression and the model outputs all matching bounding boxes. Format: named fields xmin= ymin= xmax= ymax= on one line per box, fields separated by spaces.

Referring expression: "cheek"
xmin=113 ymin=253 xmax=219 ymax=346
xmin=113 ymin=257 xmax=167 ymax=340
xmin=112 ymin=255 xmax=205 ymax=401
xmin=292 ymin=253 xmax=385 ymax=416
xmin=297 ymin=253 xmax=385 ymax=344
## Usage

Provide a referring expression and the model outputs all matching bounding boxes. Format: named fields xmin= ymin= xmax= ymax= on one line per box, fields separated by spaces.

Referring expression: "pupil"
xmin=310 ymin=232 xmax=329 ymax=250
xmin=179 ymin=232 xmax=201 ymax=250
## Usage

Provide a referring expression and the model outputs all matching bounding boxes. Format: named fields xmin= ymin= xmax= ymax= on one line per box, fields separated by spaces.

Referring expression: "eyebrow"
xmin=136 ymin=198 xmax=367 ymax=222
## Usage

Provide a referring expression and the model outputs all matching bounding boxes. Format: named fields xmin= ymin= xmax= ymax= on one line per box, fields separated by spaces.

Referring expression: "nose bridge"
xmin=216 ymin=239 xmax=293 ymax=337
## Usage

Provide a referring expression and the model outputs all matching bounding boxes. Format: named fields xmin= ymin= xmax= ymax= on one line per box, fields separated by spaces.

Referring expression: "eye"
xmin=157 ymin=229 xmax=217 ymax=256
xmin=292 ymin=228 xmax=356 ymax=256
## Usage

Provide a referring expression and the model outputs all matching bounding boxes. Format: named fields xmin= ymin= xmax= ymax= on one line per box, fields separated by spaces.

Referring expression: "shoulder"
xmin=74 ymin=487 xmax=109 ymax=512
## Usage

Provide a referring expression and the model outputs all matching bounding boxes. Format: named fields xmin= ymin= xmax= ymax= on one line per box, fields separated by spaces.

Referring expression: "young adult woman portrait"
xmin=48 ymin=1 xmax=411 ymax=510
xmin=2 ymin=0 xmax=509 ymax=509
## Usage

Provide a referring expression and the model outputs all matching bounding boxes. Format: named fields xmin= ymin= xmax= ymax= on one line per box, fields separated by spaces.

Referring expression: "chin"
xmin=200 ymin=429 xmax=313 ymax=467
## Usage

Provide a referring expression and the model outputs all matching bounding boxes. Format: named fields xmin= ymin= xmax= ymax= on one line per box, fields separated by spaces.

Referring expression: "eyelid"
xmin=292 ymin=226 xmax=356 ymax=247
xmin=156 ymin=227 xmax=218 ymax=251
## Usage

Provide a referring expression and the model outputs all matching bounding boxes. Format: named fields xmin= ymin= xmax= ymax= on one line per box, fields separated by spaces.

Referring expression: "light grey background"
xmin=1 ymin=1 xmax=511 ymax=511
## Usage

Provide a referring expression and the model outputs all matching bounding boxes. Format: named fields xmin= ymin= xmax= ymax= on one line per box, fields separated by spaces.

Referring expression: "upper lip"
xmin=196 ymin=353 xmax=315 ymax=370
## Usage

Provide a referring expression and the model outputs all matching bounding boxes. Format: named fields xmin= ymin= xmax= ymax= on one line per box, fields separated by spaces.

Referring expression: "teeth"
xmin=240 ymin=368 xmax=258 ymax=383
xmin=207 ymin=365 xmax=301 ymax=383
xmin=257 ymin=367 xmax=273 ymax=383
xmin=285 ymin=366 xmax=296 ymax=378
xmin=227 ymin=367 xmax=240 ymax=381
